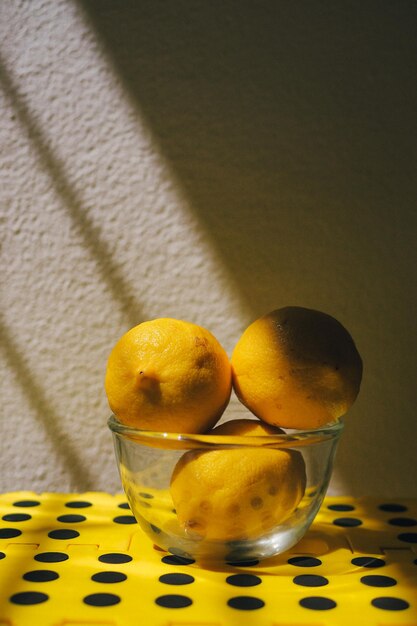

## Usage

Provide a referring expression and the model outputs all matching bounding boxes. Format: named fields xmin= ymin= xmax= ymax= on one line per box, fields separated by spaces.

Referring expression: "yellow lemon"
xmin=170 ymin=419 xmax=306 ymax=541
xmin=105 ymin=318 xmax=231 ymax=433
xmin=231 ymin=306 xmax=363 ymax=430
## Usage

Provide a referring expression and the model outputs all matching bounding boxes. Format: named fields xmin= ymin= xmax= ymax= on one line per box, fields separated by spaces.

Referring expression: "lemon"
xmin=231 ymin=306 xmax=363 ymax=430
xmin=170 ymin=419 xmax=306 ymax=541
xmin=105 ymin=318 xmax=232 ymax=433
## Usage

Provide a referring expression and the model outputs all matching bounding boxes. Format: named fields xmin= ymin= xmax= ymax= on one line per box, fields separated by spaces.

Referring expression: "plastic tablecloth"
xmin=0 ymin=491 xmax=416 ymax=625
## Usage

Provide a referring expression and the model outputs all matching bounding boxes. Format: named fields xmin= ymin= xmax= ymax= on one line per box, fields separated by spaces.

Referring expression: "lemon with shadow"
xmin=170 ymin=419 xmax=306 ymax=541
xmin=105 ymin=318 xmax=231 ymax=433
xmin=231 ymin=306 xmax=363 ymax=430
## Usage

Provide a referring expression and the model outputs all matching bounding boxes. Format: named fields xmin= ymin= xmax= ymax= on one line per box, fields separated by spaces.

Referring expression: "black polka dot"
xmin=159 ymin=573 xmax=195 ymax=585
xmin=10 ymin=591 xmax=48 ymax=605
xmin=138 ymin=500 xmax=152 ymax=509
xmin=35 ymin=552 xmax=69 ymax=563
xmin=328 ymin=503 xmax=355 ymax=511
xmin=23 ymin=570 xmax=59 ymax=582
xmin=167 ymin=547 xmax=193 ymax=559
xmin=65 ymin=501 xmax=92 ymax=508
xmin=294 ymin=575 xmax=328 ymax=587
xmin=0 ymin=528 xmax=22 ymax=539
xmin=118 ymin=502 xmax=130 ymax=509
xmin=398 ymin=532 xmax=417 ymax=543
xmin=388 ymin=517 xmax=417 ymax=527
xmin=299 ymin=596 xmax=337 ymax=610
xmin=99 ymin=553 xmax=132 ymax=564
xmin=83 ymin=593 xmax=121 ymax=606
xmin=351 ymin=556 xmax=385 ymax=568
xmin=226 ymin=574 xmax=262 ymax=587
xmin=361 ymin=575 xmax=397 ymax=587
xmin=226 ymin=559 xmax=260 ymax=567
xmin=13 ymin=500 xmax=40 ymax=507
xmin=92 ymin=571 xmax=127 ymax=583
xmin=139 ymin=492 xmax=154 ymax=499
xmin=227 ymin=596 xmax=265 ymax=610
xmin=333 ymin=517 xmax=363 ymax=527
xmin=155 ymin=594 xmax=192 ymax=608
xmin=288 ymin=556 xmax=322 ymax=567
xmin=113 ymin=515 xmax=137 ymax=524
xmin=379 ymin=503 xmax=407 ymax=513
xmin=161 ymin=555 xmax=195 ymax=566
xmin=371 ymin=596 xmax=410 ymax=611
xmin=48 ymin=529 xmax=79 ymax=540
xmin=57 ymin=514 xmax=86 ymax=523
xmin=150 ymin=524 xmax=161 ymax=534
xmin=0 ymin=551 xmax=5 ymax=560
xmin=2 ymin=513 xmax=31 ymax=522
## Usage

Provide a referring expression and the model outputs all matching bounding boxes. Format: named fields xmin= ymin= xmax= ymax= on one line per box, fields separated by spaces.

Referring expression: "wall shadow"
xmin=0 ymin=56 xmax=145 ymax=330
xmin=77 ymin=0 xmax=417 ymax=312
xmin=1 ymin=56 xmax=148 ymax=487
xmin=0 ymin=317 xmax=95 ymax=489
xmin=76 ymin=1 xmax=417 ymax=497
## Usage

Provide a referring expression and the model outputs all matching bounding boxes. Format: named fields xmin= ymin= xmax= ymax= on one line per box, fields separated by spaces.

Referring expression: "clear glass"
xmin=108 ymin=414 xmax=343 ymax=564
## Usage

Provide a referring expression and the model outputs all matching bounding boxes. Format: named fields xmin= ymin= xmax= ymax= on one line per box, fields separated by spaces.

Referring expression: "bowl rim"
xmin=107 ymin=414 xmax=344 ymax=449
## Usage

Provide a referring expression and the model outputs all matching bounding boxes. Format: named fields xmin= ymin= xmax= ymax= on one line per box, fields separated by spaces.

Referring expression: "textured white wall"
xmin=1 ymin=1 xmax=416 ymax=497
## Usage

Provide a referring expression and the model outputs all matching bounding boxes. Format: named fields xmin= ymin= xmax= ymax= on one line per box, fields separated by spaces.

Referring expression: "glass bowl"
xmin=108 ymin=414 xmax=343 ymax=564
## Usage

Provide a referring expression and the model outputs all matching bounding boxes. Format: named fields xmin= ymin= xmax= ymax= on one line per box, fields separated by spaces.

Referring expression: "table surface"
xmin=0 ymin=491 xmax=416 ymax=626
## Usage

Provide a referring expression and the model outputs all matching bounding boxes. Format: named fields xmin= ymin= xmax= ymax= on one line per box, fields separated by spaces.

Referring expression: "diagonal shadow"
xmin=0 ymin=56 xmax=148 ymax=489
xmin=0 ymin=317 xmax=96 ymax=489
xmin=77 ymin=0 xmax=417 ymax=313
xmin=0 ymin=55 xmax=145 ymax=330
xmin=76 ymin=1 xmax=417 ymax=500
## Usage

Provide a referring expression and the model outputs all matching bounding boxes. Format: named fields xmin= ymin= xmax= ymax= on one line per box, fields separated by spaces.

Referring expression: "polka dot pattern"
xmin=35 ymin=552 xmax=69 ymax=563
xmin=227 ymin=596 xmax=265 ymax=610
xmin=288 ymin=556 xmax=322 ymax=567
xmin=388 ymin=517 xmax=417 ymax=526
xmin=371 ymin=596 xmax=410 ymax=610
xmin=0 ymin=493 xmax=415 ymax=623
xmin=23 ymin=569 xmax=59 ymax=582
xmin=299 ymin=596 xmax=336 ymax=610
xmin=83 ymin=593 xmax=121 ymax=606
xmin=360 ymin=575 xmax=397 ymax=587
xmin=113 ymin=515 xmax=137 ymax=525
xmin=226 ymin=559 xmax=259 ymax=567
xmin=161 ymin=555 xmax=195 ymax=566
xmin=2 ymin=513 xmax=31 ymax=522
xmin=379 ymin=503 xmax=407 ymax=512
xmin=10 ymin=592 xmax=48 ymax=605
xmin=48 ymin=529 xmax=80 ymax=540
xmin=328 ymin=503 xmax=355 ymax=511
xmin=333 ymin=517 xmax=363 ymax=527
xmin=92 ymin=571 xmax=127 ymax=583
xmin=57 ymin=514 xmax=86 ymax=523
xmin=0 ymin=528 xmax=22 ymax=539
xmin=293 ymin=574 xmax=329 ymax=587
xmin=226 ymin=574 xmax=262 ymax=587
xmin=159 ymin=573 xmax=195 ymax=585
xmin=99 ymin=553 xmax=132 ymax=564
xmin=398 ymin=532 xmax=417 ymax=543
xmin=351 ymin=556 xmax=385 ymax=568
xmin=155 ymin=594 xmax=193 ymax=608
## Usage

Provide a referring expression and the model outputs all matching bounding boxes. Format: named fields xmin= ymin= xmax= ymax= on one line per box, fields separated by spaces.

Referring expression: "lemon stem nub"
xmin=136 ymin=369 xmax=159 ymax=389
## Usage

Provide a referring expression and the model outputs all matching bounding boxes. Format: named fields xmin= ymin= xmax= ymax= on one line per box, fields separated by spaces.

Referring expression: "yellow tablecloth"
xmin=0 ymin=491 xmax=416 ymax=625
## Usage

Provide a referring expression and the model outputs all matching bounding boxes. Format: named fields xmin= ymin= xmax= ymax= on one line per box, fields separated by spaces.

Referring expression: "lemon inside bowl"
xmin=108 ymin=413 xmax=343 ymax=564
